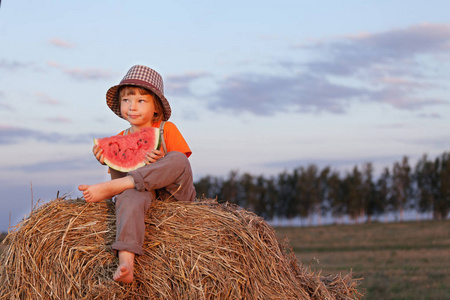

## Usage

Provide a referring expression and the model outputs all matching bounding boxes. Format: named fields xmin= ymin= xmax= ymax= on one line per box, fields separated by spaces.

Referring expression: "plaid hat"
xmin=106 ymin=65 xmax=171 ymax=121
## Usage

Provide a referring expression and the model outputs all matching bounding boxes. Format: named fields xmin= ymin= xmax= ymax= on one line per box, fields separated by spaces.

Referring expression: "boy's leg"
xmin=112 ymin=152 xmax=194 ymax=254
xmin=112 ymin=188 xmax=152 ymax=283
xmin=112 ymin=188 xmax=155 ymax=255
xmin=111 ymin=151 xmax=195 ymax=282
xmin=129 ymin=151 xmax=196 ymax=202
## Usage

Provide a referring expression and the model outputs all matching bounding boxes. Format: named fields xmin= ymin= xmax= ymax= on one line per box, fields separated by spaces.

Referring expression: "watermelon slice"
xmin=94 ymin=127 xmax=161 ymax=172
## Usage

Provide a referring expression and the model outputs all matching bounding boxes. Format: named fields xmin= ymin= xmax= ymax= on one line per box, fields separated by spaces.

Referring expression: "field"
xmin=1 ymin=220 xmax=449 ymax=299
xmin=275 ymin=220 xmax=450 ymax=300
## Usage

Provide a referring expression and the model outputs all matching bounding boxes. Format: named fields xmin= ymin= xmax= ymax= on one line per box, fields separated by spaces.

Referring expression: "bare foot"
xmin=78 ymin=175 xmax=134 ymax=202
xmin=78 ymin=176 xmax=135 ymax=202
xmin=114 ymin=250 xmax=135 ymax=283
xmin=113 ymin=264 xmax=134 ymax=283
xmin=78 ymin=182 xmax=116 ymax=202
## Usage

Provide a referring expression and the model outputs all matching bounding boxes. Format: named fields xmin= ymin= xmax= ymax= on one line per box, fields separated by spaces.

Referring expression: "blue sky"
xmin=1 ymin=0 xmax=450 ymax=231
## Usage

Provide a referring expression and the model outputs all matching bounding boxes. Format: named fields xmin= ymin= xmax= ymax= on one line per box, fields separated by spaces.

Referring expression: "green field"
xmin=275 ymin=220 xmax=450 ymax=300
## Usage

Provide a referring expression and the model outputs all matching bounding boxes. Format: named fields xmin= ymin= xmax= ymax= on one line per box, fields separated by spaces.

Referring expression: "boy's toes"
xmin=78 ymin=184 xmax=88 ymax=191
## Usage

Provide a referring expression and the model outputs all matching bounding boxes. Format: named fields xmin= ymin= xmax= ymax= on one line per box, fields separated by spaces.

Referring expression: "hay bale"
xmin=0 ymin=198 xmax=363 ymax=299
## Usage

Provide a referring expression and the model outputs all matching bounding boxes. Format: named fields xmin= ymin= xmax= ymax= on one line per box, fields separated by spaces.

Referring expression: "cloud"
xmin=63 ymin=67 xmax=112 ymax=80
xmin=49 ymin=38 xmax=75 ymax=49
xmin=166 ymin=71 xmax=211 ymax=96
xmin=417 ymin=112 xmax=442 ymax=119
xmin=368 ymin=86 xmax=445 ymax=110
xmin=263 ymin=154 xmax=408 ymax=173
xmin=36 ymin=92 xmax=62 ymax=105
xmin=0 ymin=91 xmax=12 ymax=110
xmin=45 ymin=117 xmax=72 ymax=123
xmin=4 ymin=157 xmax=95 ymax=173
xmin=0 ymin=125 xmax=109 ymax=145
xmin=0 ymin=102 xmax=13 ymax=111
xmin=299 ymin=23 xmax=450 ymax=75
xmin=0 ymin=59 xmax=32 ymax=70
xmin=375 ymin=123 xmax=408 ymax=129
xmin=47 ymin=60 xmax=62 ymax=68
xmin=46 ymin=62 xmax=113 ymax=80
xmin=346 ymin=23 xmax=450 ymax=57
xmin=406 ymin=135 xmax=450 ymax=149
xmin=205 ymin=23 xmax=450 ymax=116
xmin=298 ymin=23 xmax=450 ymax=110
xmin=209 ymin=72 xmax=366 ymax=115
xmin=258 ymin=34 xmax=281 ymax=41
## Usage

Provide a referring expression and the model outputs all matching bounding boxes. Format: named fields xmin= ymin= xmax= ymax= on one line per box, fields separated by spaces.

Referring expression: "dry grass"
xmin=0 ymin=197 xmax=362 ymax=299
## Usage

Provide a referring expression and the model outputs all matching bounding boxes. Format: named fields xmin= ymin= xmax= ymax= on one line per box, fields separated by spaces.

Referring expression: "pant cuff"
xmin=129 ymin=169 xmax=146 ymax=192
xmin=112 ymin=241 xmax=144 ymax=256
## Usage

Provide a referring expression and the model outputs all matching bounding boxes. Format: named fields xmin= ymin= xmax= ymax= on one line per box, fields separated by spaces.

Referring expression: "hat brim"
xmin=106 ymin=79 xmax=171 ymax=121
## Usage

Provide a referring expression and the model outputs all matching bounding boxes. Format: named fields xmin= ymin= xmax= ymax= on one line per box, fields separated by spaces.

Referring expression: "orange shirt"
xmin=119 ymin=121 xmax=192 ymax=158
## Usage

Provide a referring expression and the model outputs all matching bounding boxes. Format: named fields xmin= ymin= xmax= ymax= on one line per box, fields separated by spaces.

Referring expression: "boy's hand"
xmin=145 ymin=149 xmax=163 ymax=164
xmin=93 ymin=145 xmax=106 ymax=165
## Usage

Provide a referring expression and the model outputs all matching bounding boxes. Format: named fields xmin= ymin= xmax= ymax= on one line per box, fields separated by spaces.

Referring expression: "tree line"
xmin=194 ymin=152 xmax=450 ymax=224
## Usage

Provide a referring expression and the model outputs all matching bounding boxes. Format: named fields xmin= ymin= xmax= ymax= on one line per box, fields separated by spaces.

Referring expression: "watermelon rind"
xmin=94 ymin=128 xmax=161 ymax=172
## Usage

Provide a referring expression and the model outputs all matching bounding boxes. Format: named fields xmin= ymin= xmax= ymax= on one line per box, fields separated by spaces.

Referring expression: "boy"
xmin=78 ymin=65 xmax=196 ymax=283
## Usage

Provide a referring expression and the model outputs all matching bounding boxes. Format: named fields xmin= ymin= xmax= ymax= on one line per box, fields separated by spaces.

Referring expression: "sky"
xmin=1 ymin=0 xmax=450 ymax=231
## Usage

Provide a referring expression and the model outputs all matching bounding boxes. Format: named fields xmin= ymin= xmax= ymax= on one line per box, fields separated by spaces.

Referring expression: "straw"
xmin=0 ymin=197 xmax=363 ymax=299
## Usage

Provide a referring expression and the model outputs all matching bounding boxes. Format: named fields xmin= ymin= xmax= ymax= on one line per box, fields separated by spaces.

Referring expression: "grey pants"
xmin=111 ymin=151 xmax=196 ymax=255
